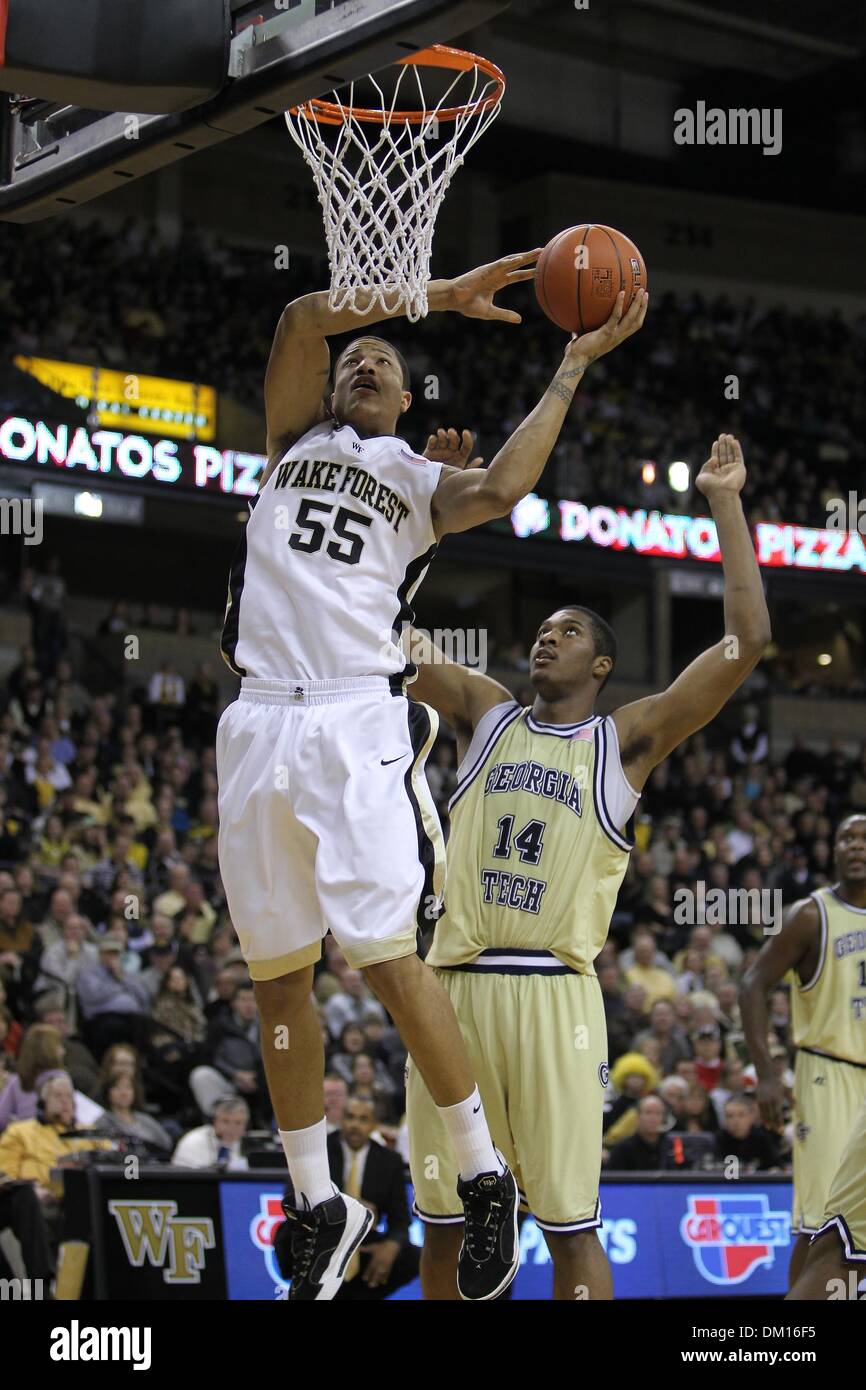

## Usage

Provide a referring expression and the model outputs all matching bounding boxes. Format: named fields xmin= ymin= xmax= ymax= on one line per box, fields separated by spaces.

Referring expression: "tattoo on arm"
xmin=549 ymin=362 xmax=586 ymax=405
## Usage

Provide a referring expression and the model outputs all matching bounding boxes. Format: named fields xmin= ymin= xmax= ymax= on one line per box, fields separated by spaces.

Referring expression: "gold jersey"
xmin=426 ymin=701 xmax=638 ymax=974
xmin=791 ymin=885 xmax=866 ymax=1065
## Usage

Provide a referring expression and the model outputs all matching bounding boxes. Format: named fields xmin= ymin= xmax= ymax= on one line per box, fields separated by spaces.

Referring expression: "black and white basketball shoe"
xmin=456 ymin=1154 xmax=520 ymax=1300
xmin=281 ymin=1191 xmax=373 ymax=1301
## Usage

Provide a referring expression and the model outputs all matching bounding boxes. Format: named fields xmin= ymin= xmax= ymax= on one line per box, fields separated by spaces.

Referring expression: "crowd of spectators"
xmin=1 ymin=217 xmax=864 ymax=529
xmin=1 ymin=579 xmax=864 ymax=1284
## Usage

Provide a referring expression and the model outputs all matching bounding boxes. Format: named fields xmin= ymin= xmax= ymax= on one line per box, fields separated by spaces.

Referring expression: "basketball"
xmin=535 ymin=224 xmax=648 ymax=334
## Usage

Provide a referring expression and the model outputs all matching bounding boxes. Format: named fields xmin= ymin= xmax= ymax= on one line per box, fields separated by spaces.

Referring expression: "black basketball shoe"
xmin=456 ymin=1155 xmax=520 ymax=1300
xmin=281 ymin=1191 xmax=373 ymax=1301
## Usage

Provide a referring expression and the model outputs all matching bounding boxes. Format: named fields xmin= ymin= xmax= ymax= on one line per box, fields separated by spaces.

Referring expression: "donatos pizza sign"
xmin=511 ymin=495 xmax=866 ymax=575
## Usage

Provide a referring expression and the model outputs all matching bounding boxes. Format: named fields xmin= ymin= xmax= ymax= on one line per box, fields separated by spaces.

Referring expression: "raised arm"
xmin=430 ymin=288 xmax=648 ymax=538
xmin=612 ymin=435 xmax=771 ymax=790
xmin=739 ymin=898 xmax=820 ymax=1129
xmin=409 ymin=630 xmax=513 ymax=755
xmin=263 ymin=252 xmax=541 ymax=473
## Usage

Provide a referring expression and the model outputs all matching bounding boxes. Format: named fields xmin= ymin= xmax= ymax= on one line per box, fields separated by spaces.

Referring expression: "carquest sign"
xmin=511 ymin=496 xmax=866 ymax=575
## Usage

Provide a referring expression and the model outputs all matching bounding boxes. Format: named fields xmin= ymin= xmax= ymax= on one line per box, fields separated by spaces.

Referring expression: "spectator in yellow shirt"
xmin=154 ymin=863 xmax=191 ymax=919
xmin=111 ymin=815 xmax=149 ymax=871
xmin=623 ymin=927 xmax=677 ymax=1010
xmin=0 ymin=1071 xmax=110 ymax=1287
xmin=187 ymin=794 xmax=219 ymax=844
xmin=34 ymin=814 xmax=71 ymax=870
xmin=0 ymin=1072 xmax=109 ymax=1197
xmin=114 ymin=770 xmax=158 ymax=833
xmin=672 ymin=925 xmax=727 ymax=977
xmin=71 ymin=770 xmax=112 ymax=825
xmin=175 ymin=881 xmax=216 ymax=946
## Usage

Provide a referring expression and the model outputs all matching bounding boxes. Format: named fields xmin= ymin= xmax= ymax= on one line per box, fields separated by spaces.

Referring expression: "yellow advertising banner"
xmin=13 ymin=356 xmax=217 ymax=442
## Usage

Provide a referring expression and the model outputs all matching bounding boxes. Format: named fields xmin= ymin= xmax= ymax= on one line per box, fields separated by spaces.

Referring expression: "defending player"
xmin=215 ymin=260 xmax=647 ymax=1299
xmin=740 ymin=814 xmax=866 ymax=1289
xmin=407 ymin=435 xmax=770 ymax=1299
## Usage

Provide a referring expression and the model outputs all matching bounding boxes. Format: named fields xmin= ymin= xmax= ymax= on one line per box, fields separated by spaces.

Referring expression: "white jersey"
xmin=220 ymin=422 xmax=443 ymax=682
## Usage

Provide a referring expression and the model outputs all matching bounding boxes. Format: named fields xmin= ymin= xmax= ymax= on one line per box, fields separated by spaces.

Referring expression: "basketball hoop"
xmin=284 ymin=46 xmax=505 ymax=323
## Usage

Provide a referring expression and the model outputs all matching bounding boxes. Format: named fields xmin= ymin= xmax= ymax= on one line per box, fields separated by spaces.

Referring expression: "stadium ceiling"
xmin=497 ymin=0 xmax=865 ymax=83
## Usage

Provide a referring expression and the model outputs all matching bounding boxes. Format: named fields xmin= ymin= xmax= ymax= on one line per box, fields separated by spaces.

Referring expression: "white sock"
xmin=437 ymin=1087 xmax=505 ymax=1182
xmin=279 ymin=1118 xmax=335 ymax=1209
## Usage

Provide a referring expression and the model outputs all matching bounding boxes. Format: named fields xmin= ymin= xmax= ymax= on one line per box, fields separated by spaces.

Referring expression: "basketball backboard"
xmin=0 ymin=0 xmax=508 ymax=223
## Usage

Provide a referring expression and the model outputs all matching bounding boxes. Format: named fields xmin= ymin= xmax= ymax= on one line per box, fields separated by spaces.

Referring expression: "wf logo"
xmin=107 ymin=1200 xmax=216 ymax=1284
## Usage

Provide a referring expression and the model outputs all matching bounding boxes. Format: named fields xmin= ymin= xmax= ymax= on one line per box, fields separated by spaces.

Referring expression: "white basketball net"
xmin=284 ymin=54 xmax=504 ymax=323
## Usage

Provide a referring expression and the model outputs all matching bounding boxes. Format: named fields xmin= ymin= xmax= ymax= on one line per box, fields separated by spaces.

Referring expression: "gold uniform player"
xmin=787 ymin=1096 xmax=866 ymax=1298
xmin=817 ymin=1095 xmax=866 ymax=1273
xmin=408 ymin=435 xmax=770 ymax=1300
xmin=741 ymin=815 xmax=866 ymax=1290
xmin=816 ymin=1096 xmax=866 ymax=1266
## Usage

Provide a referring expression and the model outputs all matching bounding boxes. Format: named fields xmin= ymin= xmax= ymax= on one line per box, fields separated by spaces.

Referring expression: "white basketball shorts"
xmin=215 ymin=677 xmax=445 ymax=978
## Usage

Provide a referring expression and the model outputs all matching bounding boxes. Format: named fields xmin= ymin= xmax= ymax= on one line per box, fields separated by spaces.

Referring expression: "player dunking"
xmin=406 ymin=436 xmax=770 ymax=1300
xmin=741 ymin=814 xmax=866 ymax=1290
xmin=215 ymin=260 xmax=646 ymax=1299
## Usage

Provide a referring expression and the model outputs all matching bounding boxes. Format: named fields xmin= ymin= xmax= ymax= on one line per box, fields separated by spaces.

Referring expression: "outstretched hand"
xmin=696 ymin=434 xmax=747 ymax=499
xmin=447 ymin=250 xmax=542 ymax=325
xmin=568 ymin=287 xmax=648 ymax=364
xmin=423 ymin=427 xmax=483 ymax=469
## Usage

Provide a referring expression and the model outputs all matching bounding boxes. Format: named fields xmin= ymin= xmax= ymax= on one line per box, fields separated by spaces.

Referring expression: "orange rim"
xmin=288 ymin=45 xmax=506 ymax=127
